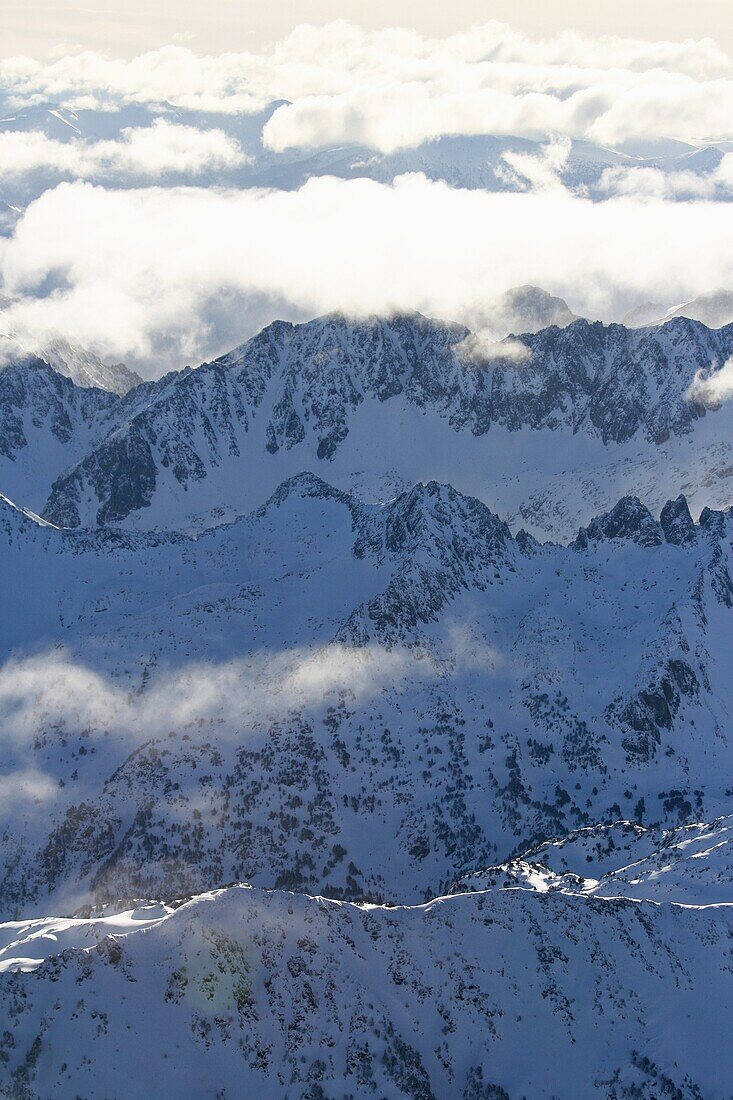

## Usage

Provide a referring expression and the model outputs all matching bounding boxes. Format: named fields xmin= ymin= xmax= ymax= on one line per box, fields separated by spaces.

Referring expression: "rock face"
xmin=660 ymin=494 xmax=697 ymax=545
xmin=575 ymin=495 xmax=664 ymax=548
xmin=0 ymin=353 xmax=119 ymax=510
xmin=2 ymin=310 xmax=727 ymax=534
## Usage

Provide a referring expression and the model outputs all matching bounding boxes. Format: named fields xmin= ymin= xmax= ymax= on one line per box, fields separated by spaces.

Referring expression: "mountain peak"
xmin=495 ymin=284 xmax=577 ymax=334
xmin=261 ymin=470 xmax=353 ymax=510
xmin=37 ymin=337 xmax=143 ymax=395
xmin=575 ymin=495 xmax=663 ymax=549
xmin=660 ymin=494 xmax=696 ymax=545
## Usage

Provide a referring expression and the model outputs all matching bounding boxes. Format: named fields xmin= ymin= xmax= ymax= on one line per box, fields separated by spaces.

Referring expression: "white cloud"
xmin=0 ymin=120 xmax=247 ymax=179
xmin=687 ymin=357 xmax=733 ymax=405
xmin=0 ymin=769 xmax=58 ymax=810
xmin=4 ymin=175 xmax=733 ymax=373
xmin=0 ymin=645 xmax=419 ymax=752
xmin=1 ymin=22 xmax=733 ymax=152
xmin=597 ymin=153 xmax=733 ymax=200
xmin=496 ymin=136 xmax=571 ymax=193
xmin=0 ymin=644 xmax=424 ymax=827
xmin=456 ymin=332 xmax=531 ymax=366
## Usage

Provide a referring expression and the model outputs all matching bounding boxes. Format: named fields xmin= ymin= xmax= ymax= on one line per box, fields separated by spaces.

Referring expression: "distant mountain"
xmin=662 ymin=290 xmax=733 ymax=328
xmin=2 ymin=311 xmax=728 ymax=538
xmin=1 ymin=314 xmax=142 ymax=394
xmin=0 ymin=101 xmax=729 ymax=222
xmin=483 ymin=284 xmax=577 ymax=334
xmin=621 ymin=300 xmax=667 ymax=327
xmin=0 ymin=349 xmax=119 ymax=508
xmin=35 ymin=337 xmax=142 ymax=395
xmin=625 ymin=290 xmax=733 ymax=330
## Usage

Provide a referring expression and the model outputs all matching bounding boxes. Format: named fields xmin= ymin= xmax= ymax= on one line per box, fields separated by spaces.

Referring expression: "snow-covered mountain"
xmin=2 ymin=474 xmax=732 ymax=920
xmin=3 ymin=310 xmax=730 ymax=538
xmin=482 ymin=284 xmax=577 ymax=334
xmin=627 ymin=289 xmax=733 ymax=331
xmin=0 ymin=350 xmax=119 ymax=508
xmin=1 ymin=320 xmax=142 ymax=395
xmin=32 ymin=338 xmax=142 ymax=395
xmin=455 ymin=813 xmax=733 ymax=902
xmin=3 ymin=307 xmax=733 ymax=1097
xmin=1 ymin=101 xmax=729 ymax=223
xmin=1 ymin=828 xmax=732 ymax=1098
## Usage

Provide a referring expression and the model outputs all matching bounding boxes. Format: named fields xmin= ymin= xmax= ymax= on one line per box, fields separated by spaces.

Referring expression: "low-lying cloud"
xmin=0 ymin=643 xmax=432 ymax=818
xmin=4 ymin=174 xmax=733 ymax=374
xmin=456 ymin=332 xmax=531 ymax=366
xmin=496 ymin=136 xmax=571 ymax=194
xmin=687 ymin=357 xmax=733 ymax=405
xmin=0 ymin=120 xmax=248 ymax=180
xmin=0 ymin=645 xmax=416 ymax=752
xmin=598 ymin=155 xmax=733 ymax=201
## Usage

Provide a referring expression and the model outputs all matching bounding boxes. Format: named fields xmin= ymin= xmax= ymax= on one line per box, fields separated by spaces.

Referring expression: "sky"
xmin=4 ymin=1 xmax=733 ymax=58
xmin=4 ymin=4 xmax=733 ymax=375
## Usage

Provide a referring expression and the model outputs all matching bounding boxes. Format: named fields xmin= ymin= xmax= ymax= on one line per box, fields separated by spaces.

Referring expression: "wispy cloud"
xmin=0 ymin=644 xmax=418 ymax=750
xmin=496 ymin=136 xmax=572 ymax=194
xmin=455 ymin=332 xmax=531 ymax=366
xmin=687 ymin=356 xmax=733 ymax=405
xmin=0 ymin=643 xmax=430 ymax=825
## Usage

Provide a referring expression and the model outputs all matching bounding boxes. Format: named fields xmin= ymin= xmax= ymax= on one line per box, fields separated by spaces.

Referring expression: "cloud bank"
xmin=598 ymin=155 xmax=733 ymax=200
xmin=2 ymin=21 xmax=733 ymax=152
xmin=0 ymin=120 xmax=248 ymax=180
xmin=4 ymin=173 xmax=733 ymax=373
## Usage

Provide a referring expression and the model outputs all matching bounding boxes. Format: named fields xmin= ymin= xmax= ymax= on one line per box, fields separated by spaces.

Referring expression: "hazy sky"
xmin=3 ymin=0 xmax=733 ymax=58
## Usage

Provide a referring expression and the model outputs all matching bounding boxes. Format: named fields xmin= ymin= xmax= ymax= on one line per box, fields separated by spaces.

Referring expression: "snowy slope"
xmin=7 ymin=311 xmax=728 ymax=539
xmin=1 ymin=476 xmax=732 ymax=918
xmin=1 ymin=871 xmax=732 ymax=1099
xmin=628 ymin=290 xmax=733 ymax=330
xmin=456 ymin=814 xmax=733 ymax=903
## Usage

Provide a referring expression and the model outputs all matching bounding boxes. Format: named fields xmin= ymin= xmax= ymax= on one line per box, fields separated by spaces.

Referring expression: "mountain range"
xmin=0 ymin=324 xmax=142 ymax=395
xmin=624 ymin=289 xmax=733 ymax=331
xmin=1 ymin=307 xmax=733 ymax=1097
xmin=3 ymin=310 xmax=733 ymax=540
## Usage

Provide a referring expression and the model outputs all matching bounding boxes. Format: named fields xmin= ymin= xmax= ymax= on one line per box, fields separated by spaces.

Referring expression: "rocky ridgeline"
xmin=2 ymin=834 xmax=733 ymax=1098
xmin=0 ymin=311 xmax=730 ymax=530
